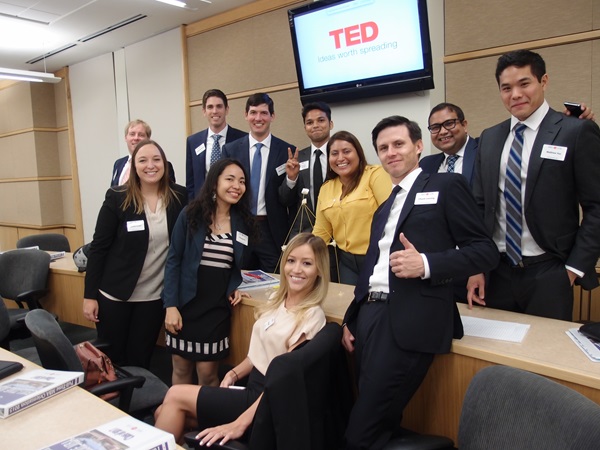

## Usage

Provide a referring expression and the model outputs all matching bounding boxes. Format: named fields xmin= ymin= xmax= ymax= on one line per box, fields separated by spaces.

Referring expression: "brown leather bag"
xmin=74 ymin=341 xmax=119 ymax=400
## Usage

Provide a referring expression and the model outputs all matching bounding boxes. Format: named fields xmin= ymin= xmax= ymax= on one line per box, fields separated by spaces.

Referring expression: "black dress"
xmin=166 ymin=233 xmax=233 ymax=361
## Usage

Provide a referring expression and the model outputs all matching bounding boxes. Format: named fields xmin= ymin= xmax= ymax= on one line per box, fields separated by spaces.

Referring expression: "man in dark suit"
xmin=222 ymin=93 xmax=294 ymax=273
xmin=185 ymin=89 xmax=247 ymax=200
xmin=469 ymin=50 xmax=600 ymax=321
xmin=342 ymin=116 xmax=499 ymax=450
xmin=420 ymin=102 xmax=478 ymax=187
xmin=279 ymin=101 xmax=333 ymax=234
xmin=111 ymin=119 xmax=175 ymax=186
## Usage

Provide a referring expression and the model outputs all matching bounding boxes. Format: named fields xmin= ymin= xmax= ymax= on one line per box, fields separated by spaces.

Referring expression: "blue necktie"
xmin=505 ymin=123 xmax=527 ymax=266
xmin=251 ymin=143 xmax=263 ymax=215
xmin=446 ymin=154 xmax=459 ymax=173
xmin=210 ymin=134 xmax=221 ymax=166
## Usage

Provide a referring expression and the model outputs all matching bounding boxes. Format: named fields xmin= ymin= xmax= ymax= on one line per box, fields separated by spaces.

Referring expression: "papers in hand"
xmin=566 ymin=328 xmax=600 ymax=362
xmin=40 ymin=416 xmax=176 ymax=450
xmin=461 ymin=316 xmax=530 ymax=343
xmin=240 ymin=270 xmax=279 ymax=290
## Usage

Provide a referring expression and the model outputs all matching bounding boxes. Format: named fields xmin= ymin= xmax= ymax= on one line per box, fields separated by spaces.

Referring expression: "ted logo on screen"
xmin=329 ymin=21 xmax=378 ymax=49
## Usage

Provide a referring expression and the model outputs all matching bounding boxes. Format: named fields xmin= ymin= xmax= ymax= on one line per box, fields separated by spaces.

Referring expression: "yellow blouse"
xmin=313 ymin=164 xmax=392 ymax=255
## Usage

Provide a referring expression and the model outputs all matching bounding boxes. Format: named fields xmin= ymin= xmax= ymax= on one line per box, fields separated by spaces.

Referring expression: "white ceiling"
xmin=0 ymin=0 xmax=255 ymax=73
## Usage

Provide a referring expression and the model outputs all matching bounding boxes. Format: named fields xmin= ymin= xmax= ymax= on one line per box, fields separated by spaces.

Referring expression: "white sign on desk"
xmin=461 ymin=316 xmax=530 ymax=343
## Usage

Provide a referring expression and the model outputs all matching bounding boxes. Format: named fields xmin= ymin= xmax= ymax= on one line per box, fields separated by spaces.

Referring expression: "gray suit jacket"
xmin=473 ymin=108 xmax=600 ymax=289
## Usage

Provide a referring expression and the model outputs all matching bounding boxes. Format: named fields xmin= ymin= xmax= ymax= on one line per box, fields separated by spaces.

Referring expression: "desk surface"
xmin=0 ymin=349 xmax=183 ymax=450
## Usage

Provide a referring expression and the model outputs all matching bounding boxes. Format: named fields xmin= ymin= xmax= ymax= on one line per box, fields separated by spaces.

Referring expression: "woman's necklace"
xmin=214 ymin=213 xmax=230 ymax=231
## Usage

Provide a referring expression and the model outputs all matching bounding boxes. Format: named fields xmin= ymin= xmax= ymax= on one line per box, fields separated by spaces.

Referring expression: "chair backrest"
xmin=0 ymin=295 xmax=10 ymax=344
xmin=24 ymin=309 xmax=83 ymax=372
xmin=0 ymin=249 xmax=51 ymax=302
xmin=458 ymin=365 xmax=600 ymax=450
xmin=248 ymin=322 xmax=350 ymax=450
xmin=17 ymin=233 xmax=71 ymax=252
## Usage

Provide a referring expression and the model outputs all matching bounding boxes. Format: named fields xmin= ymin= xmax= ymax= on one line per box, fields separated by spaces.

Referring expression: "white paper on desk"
xmin=460 ymin=316 xmax=530 ymax=342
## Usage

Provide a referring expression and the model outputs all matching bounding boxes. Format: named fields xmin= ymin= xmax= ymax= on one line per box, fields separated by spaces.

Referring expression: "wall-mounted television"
xmin=288 ymin=0 xmax=434 ymax=104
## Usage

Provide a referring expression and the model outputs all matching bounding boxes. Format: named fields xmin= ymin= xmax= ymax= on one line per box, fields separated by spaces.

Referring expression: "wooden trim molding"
xmin=0 ymin=223 xmax=76 ymax=230
xmin=0 ymin=126 xmax=69 ymax=139
xmin=444 ymin=30 xmax=600 ymax=63
xmin=189 ymin=82 xmax=299 ymax=108
xmin=0 ymin=176 xmax=72 ymax=184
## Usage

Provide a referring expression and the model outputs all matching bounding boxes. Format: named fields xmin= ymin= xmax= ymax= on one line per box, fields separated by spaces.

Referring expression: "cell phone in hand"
xmin=564 ymin=101 xmax=584 ymax=118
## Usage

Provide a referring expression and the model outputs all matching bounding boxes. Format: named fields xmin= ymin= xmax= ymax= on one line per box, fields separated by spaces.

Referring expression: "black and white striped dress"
xmin=166 ymin=233 xmax=234 ymax=361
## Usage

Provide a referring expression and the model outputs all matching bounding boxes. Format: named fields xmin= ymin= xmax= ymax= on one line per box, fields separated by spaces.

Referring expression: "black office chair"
xmin=458 ymin=365 xmax=600 ymax=449
xmin=185 ymin=322 xmax=351 ymax=450
xmin=0 ymin=249 xmax=51 ymax=311
xmin=24 ymin=309 xmax=168 ymax=418
xmin=17 ymin=233 xmax=71 ymax=252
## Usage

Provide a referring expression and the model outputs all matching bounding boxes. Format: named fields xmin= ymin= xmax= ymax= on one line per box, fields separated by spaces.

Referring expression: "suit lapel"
xmin=462 ymin=138 xmax=477 ymax=185
xmin=394 ymin=172 xmax=430 ymax=239
xmin=299 ymin=148 xmax=313 ymax=208
xmin=265 ymin=137 xmax=280 ymax=187
xmin=525 ymin=110 xmax=560 ymax=209
xmin=485 ymin=121 xmax=511 ymax=207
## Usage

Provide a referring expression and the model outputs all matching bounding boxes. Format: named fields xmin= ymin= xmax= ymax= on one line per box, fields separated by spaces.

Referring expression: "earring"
xmin=212 ymin=192 xmax=216 ymax=201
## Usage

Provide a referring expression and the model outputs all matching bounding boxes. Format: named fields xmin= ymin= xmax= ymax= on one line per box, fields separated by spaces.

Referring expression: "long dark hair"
xmin=186 ymin=158 xmax=255 ymax=235
xmin=325 ymin=130 xmax=368 ymax=196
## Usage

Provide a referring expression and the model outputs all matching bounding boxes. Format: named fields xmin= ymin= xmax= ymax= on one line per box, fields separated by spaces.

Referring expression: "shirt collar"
xmin=396 ymin=167 xmax=422 ymax=193
xmin=249 ymin=133 xmax=272 ymax=149
xmin=511 ymin=100 xmax=549 ymax=132
xmin=208 ymin=125 xmax=228 ymax=139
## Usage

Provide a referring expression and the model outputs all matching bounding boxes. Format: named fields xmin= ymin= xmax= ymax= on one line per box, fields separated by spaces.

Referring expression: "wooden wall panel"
xmin=0 ymin=226 xmax=18 ymax=251
xmin=31 ymin=83 xmax=57 ymax=128
xmin=1 ymin=182 xmax=42 ymax=225
xmin=0 ymin=83 xmax=32 ymax=134
xmin=445 ymin=0 xmax=592 ymax=55
xmin=593 ymin=40 xmax=600 ymax=112
xmin=0 ymin=133 xmax=37 ymax=179
xmin=187 ymin=8 xmax=297 ymax=102
xmin=57 ymin=130 xmax=72 ymax=176
xmin=35 ymin=132 xmax=61 ymax=177
xmin=446 ymin=42 xmax=593 ymax=137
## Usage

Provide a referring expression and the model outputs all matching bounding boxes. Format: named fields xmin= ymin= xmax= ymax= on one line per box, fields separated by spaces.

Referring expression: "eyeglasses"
xmin=427 ymin=119 xmax=461 ymax=134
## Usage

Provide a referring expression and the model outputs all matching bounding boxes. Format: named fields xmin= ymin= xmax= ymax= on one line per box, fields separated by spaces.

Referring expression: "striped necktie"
xmin=505 ymin=123 xmax=527 ymax=266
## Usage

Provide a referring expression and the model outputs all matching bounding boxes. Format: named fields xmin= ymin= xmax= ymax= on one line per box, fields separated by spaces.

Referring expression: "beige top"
xmin=248 ymin=303 xmax=326 ymax=375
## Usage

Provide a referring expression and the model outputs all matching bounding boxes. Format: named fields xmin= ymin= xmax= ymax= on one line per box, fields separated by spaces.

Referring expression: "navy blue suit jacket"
xmin=419 ymin=136 xmax=478 ymax=187
xmin=344 ymin=171 xmax=499 ymax=354
xmin=185 ymin=126 xmax=247 ymax=200
xmin=111 ymin=156 xmax=176 ymax=187
xmin=222 ymin=134 xmax=293 ymax=249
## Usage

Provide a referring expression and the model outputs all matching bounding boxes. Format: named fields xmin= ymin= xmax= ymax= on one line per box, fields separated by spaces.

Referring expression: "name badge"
xmin=236 ymin=231 xmax=249 ymax=246
xmin=415 ymin=192 xmax=439 ymax=205
xmin=264 ymin=317 xmax=275 ymax=330
xmin=541 ymin=144 xmax=567 ymax=161
xmin=126 ymin=220 xmax=145 ymax=232
xmin=299 ymin=160 xmax=309 ymax=170
xmin=195 ymin=143 xmax=205 ymax=156
xmin=276 ymin=163 xmax=287 ymax=176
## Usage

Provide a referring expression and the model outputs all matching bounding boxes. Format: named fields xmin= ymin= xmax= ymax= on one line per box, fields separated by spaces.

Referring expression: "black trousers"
xmin=243 ymin=219 xmax=281 ymax=274
xmin=96 ymin=293 xmax=164 ymax=368
xmin=345 ymin=301 xmax=434 ymax=450
xmin=486 ymin=255 xmax=573 ymax=320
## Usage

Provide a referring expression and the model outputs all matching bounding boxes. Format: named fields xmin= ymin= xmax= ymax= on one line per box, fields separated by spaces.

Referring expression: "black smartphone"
xmin=564 ymin=101 xmax=584 ymax=118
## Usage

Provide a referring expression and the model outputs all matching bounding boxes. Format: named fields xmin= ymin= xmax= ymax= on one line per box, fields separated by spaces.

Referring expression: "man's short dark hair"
xmin=202 ymin=89 xmax=228 ymax=108
xmin=302 ymin=102 xmax=332 ymax=122
xmin=428 ymin=103 xmax=465 ymax=124
xmin=371 ymin=116 xmax=422 ymax=151
xmin=495 ymin=50 xmax=546 ymax=84
xmin=246 ymin=93 xmax=274 ymax=114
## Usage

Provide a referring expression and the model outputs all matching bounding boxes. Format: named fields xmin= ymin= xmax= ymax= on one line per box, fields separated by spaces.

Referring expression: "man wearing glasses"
xmin=420 ymin=103 xmax=477 ymax=187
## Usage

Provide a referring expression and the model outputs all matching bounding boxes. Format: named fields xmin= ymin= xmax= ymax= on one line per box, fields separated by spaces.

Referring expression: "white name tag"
xmin=415 ymin=192 xmax=439 ymax=205
xmin=195 ymin=143 xmax=205 ymax=156
xmin=264 ymin=317 xmax=275 ymax=330
xmin=126 ymin=220 xmax=145 ymax=232
xmin=276 ymin=163 xmax=287 ymax=176
xmin=299 ymin=160 xmax=309 ymax=170
xmin=541 ymin=144 xmax=567 ymax=161
xmin=236 ymin=231 xmax=248 ymax=246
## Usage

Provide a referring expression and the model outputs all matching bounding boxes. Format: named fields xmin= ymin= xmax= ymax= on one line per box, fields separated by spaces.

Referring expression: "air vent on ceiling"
xmin=26 ymin=43 xmax=78 ymax=64
xmin=78 ymin=14 xmax=147 ymax=43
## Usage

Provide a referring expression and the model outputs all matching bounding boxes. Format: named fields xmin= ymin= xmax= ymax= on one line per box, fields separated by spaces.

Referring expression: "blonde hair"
xmin=121 ymin=140 xmax=180 ymax=214
xmin=255 ymin=233 xmax=330 ymax=324
xmin=124 ymin=119 xmax=151 ymax=138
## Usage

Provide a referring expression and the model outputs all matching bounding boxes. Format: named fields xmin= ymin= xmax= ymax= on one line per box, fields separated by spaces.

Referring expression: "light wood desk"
xmin=232 ymin=282 xmax=600 ymax=444
xmin=0 ymin=348 xmax=183 ymax=449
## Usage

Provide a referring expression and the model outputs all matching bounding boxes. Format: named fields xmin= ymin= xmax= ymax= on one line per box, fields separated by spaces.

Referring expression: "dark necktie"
xmin=446 ymin=154 xmax=459 ymax=173
xmin=505 ymin=123 xmax=527 ymax=266
xmin=313 ymin=149 xmax=323 ymax=207
xmin=377 ymin=185 xmax=402 ymax=238
xmin=210 ymin=134 xmax=222 ymax=166
xmin=251 ymin=143 xmax=263 ymax=215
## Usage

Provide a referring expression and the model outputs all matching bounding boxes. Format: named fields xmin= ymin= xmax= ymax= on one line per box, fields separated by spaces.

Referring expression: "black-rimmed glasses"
xmin=428 ymin=119 xmax=461 ymax=134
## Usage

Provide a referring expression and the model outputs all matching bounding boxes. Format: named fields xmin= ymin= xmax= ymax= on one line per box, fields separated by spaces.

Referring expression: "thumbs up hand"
xmin=390 ymin=233 xmax=425 ymax=279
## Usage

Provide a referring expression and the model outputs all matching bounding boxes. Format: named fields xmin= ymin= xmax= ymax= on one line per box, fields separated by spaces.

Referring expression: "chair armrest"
xmin=16 ymin=289 xmax=49 ymax=310
xmin=87 ymin=375 xmax=146 ymax=396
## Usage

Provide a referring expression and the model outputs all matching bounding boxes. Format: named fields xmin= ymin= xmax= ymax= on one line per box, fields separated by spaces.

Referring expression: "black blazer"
xmin=344 ymin=172 xmax=499 ymax=354
xmin=473 ymin=109 xmax=600 ymax=289
xmin=419 ymin=136 xmax=478 ymax=187
xmin=85 ymin=184 xmax=188 ymax=300
xmin=223 ymin=134 xmax=293 ymax=249
xmin=185 ymin=126 xmax=247 ymax=200
xmin=111 ymin=156 xmax=176 ymax=187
